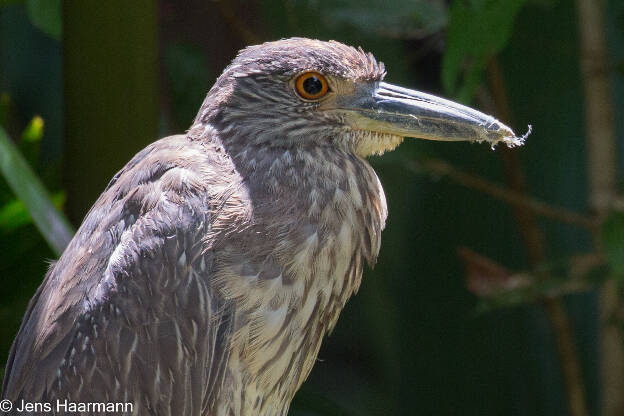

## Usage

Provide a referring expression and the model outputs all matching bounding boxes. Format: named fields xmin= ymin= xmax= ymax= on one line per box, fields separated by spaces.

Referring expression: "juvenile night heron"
xmin=2 ymin=38 xmax=524 ymax=415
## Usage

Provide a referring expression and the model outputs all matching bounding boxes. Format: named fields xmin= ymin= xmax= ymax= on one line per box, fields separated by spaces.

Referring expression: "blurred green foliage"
xmin=324 ymin=0 xmax=447 ymax=39
xmin=442 ymin=0 xmax=527 ymax=101
xmin=0 ymin=190 xmax=65 ymax=231
xmin=25 ymin=0 xmax=61 ymax=41
xmin=20 ymin=114 xmax=43 ymax=142
xmin=164 ymin=43 xmax=213 ymax=131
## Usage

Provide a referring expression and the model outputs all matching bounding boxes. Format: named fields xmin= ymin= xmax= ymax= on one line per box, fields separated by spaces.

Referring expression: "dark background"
xmin=1 ymin=1 xmax=623 ymax=415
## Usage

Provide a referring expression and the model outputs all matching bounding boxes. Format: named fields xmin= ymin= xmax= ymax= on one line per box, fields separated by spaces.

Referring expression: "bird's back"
xmin=2 ymin=134 xmax=245 ymax=414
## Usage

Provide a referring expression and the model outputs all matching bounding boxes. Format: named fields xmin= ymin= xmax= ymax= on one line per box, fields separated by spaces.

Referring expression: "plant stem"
xmin=0 ymin=126 xmax=73 ymax=255
xmin=486 ymin=58 xmax=589 ymax=416
xmin=215 ymin=1 xmax=261 ymax=44
xmin=575 ymin=0 xmax=621 ymax=414
xmin=404 ymin=157 xmax=596 ymax=230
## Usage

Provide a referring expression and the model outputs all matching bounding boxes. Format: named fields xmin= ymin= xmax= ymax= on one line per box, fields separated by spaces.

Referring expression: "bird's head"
xmin=195 ymin=38 xmax=527 ymax=157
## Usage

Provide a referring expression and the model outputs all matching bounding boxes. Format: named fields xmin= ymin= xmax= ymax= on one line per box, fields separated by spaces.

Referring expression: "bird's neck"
xmin=189 ymin=123 xmax=388 ymax=267
xmin=231 ymin=137 xmax=387 ymax=267
xmin=223 ymin=142 xmax=388 ymax=413
xmin=189 ymin=125 xmax=388 ymax=413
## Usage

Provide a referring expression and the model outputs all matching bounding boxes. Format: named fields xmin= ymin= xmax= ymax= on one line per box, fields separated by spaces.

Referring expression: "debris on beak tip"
xmin=505 ymin=124 xmax=532 ymax=148
xmin=489 ymin=124 xmax=532 ymax=150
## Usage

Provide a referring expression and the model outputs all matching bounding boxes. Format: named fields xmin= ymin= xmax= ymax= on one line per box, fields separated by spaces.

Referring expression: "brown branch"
xmin=575 ymin=0 xmax=622 ymax=414
xmin=485 ymin=58 xmax=589 ymax=416
xmin=576 ymin=0 xmax=616 ymax=215
xmin=404 ymin=157 xmax=597 ymax=230
xmin=215 ymin=1 xmax=261 ymax=45
xmin=460 ymin=247 xmax=601 ymax=301
xmin=542 ymin=299 xmax=590 ymax=416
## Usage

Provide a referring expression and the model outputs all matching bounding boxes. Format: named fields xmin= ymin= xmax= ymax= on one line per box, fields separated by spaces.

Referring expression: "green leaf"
xmin=0 ymin=199 xmax=30 ymax=229
xmin=602 ymin=211 xmax=624 ymax=280
xmin=26 ymin=0 xmax=62 ymax=41
xmin=326 ymin=0 xmax=447 ymax=39
xmin=0 ymin=125 xmax=73 ymax=255
xmin=0 ymin=191 xmax=65 ymax=230
xmin=442 ymin=0 xmax=527 ymax=100
xmin=20 ymin=115 xmax=44 ymax=143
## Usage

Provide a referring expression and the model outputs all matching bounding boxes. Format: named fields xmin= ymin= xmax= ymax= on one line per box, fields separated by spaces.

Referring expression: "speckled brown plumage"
xmin=2 ymin=38 xmax=523 ymax=416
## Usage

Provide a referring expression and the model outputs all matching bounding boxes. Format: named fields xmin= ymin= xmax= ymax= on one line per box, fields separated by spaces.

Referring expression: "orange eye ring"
xmin=295 ymin=71 xmax=329 ymax=100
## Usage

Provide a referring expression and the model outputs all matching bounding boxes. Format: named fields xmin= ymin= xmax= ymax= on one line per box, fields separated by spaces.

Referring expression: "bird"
xmin=2 ymin=38 xmax=524 ymax=415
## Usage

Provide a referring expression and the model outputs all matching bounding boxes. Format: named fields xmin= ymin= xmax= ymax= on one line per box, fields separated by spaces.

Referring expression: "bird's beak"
xmin=339 ymin=82 xmax=527 ymax=147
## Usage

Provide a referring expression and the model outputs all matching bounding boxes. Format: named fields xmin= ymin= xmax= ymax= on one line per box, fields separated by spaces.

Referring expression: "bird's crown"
xmin=227 ymin=38 xmax=386 ymax=81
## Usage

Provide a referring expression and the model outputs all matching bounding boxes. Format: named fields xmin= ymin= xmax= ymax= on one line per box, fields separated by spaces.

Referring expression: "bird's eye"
xmin=295 ymin=72 xmax=329 ymax=100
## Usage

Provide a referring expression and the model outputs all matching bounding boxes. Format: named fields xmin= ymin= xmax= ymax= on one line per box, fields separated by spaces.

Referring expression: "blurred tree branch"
xmin=214 ymin=0 xmax=261 ymax=44
xmin=431 ymin=1 xmax=594 ymax=412
xmin=575 ymin=0 xmax=622 ymax=414
xmin=460 ymin=247 xmax=602 ymax=307
xmin=404 ymin=157 xmax=597 ymax=230
xmin=485 ymin=57 xmax=589 ymax=416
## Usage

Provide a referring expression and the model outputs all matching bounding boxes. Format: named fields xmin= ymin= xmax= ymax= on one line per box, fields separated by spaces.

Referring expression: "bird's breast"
xmin=214 ymin=146 xmax=387 ymax=414
xmin=217 ymin=219 xmax=362 ymax=415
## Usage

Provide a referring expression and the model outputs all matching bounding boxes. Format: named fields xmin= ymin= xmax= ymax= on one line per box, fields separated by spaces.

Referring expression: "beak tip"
xmin=490 ymin=122 xmax=531 ymax=148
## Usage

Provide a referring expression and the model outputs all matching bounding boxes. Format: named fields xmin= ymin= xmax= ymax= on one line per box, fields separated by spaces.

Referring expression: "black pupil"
xmin=302 ymin=76 xmax=323 ymax=95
